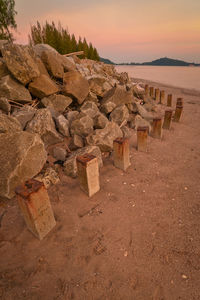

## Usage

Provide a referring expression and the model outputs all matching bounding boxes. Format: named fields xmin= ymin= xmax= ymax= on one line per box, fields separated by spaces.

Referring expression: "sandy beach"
xmin=0 ymin=81 xmax=200 ymax=300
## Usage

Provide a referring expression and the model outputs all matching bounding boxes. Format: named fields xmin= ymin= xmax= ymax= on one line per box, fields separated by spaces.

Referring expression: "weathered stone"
xmin=35 ymin=167 xmax=60 ymax=189
xmin=135 ymin=115 xmax=151 ymax=131
xmin=0 ymin=40 xmax=8 ymax=55
xmin=63 ymin=145 xmax=103 ymax=178
xmin=118 ymin=72 xmax=129 ymax=84
xmin=88 ymin=75 xmax=110 ymax=97
xmin=113 ymin=138 xmax=130 ymax=171
xmin=110 ymin=104 xmax=129 ymax=126
xmin=12 ymin=106 xmax=36 ymax=129
xmin=127 ymin=102 xmax=138 ymax=113
xmin=2 ymin=43 xmax=40 ymax=85
xmin=41 ymin=50 xmax=64 ymax=79
xmin=128 ymin=113 xmax=136 ymax=129
xmin=0 ymin=132 xmax=47 ymax=199
xmin=65 ymin=110 xmax=79 ymax=124
xmin=80 ymin=101 xmax=99 ymax=118
xmin=101 ymin=85 xmax=133 ymax=114
xmin=41 ymin=94 xmax=72 ymax=113
xmin=86 ymin=121 xmax=123 ymax=152
xmin=0 ymin=114 xmax=22 ymax=133
xmin=26 ymin=108 xmax=63 ymax=146
xmin=135 ymin=102 xmax=154 ymax=121
xmin=132 ymin=84 xmax=145 ymax=98
xmin=121 ymin=126 xmax=131 ymax=138
xmin=63 ymin=71 xmax=89 ymax=104
xmin=28 ymin=74 xmax=59 ymax=99
xmin=84 ymin=91 xmax=99 ymax=105
xmin=52 ymin=146 xmax=67 ymax=161
xmin=35 ymin=56 xmax=49 ymax=77
xmin=0 ymin=75 xmax=32 ymax=103
xmin=33 ymin=44 xmax=58 ymax=56
xmin=94 ymin=113 xmax=109 ymax=129
xmin=69 ymin=134 xmax=84 ymax=150
xmin=0 ymin=97 xmax=10 ymax=113
xmin=0 ymin=58 xmax=9 ymax=78
xmin=55 ymin=115 xmax=69 ymax=137
xmin=70 ymin=114 xmax=94 ymax=137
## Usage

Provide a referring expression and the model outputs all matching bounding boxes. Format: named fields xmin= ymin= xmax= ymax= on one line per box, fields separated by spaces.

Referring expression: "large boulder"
xmin=94 ymin=113 xmax=109 ymax=129
xmin=26 ymin=108 xmax=63 ymax=146
xmin=41 ymin=94 xmax=72 ymax=113
xmin=55 ymin=115 xmax=70 ymax=137
xmin=86 ymin=121 xmax=123 ymax=152
xmin=63 ymin=145 xmax=103 ymax=178
xmin=63 ymin=71 xmax=89 ymax=104
xmin=69 ymin=134 xmax=84 ymax=151
xmin=101 ymin=85 xmax=133 ymax=114
xmin=28 ymin=74 xmax=59 ymax=99
xmin=87 ymin=75 xmax=111 ymax=97
xmin=0 ymin=131 xmax=47 ymax=199
xmin=1 ymin=43 xmax=40 ymax=85
xmin=65 ymin=110 xmax=79 ymax=125
xmin=0 ymin=114 xmax=22 ymax=133
xmin=41 ymin=50 xmax=64 ymax=79
xmin=135 ymin=102 xmax=154 ymax=121
xmin=110 ymin=104 xmax=129 ymax=126
xmin=80 ymin=101 xmax=99 ymax=118
xmin=70 ymin=114 xmax=94 ymax=137
xmin=0 ymin=75 xmax=32 ymax=103
xmin=12 ymin=106 xmax=36 ymax=129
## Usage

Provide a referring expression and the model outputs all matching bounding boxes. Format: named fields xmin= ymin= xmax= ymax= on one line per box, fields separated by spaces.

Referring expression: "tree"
xmin=0 ymin=0 xmax=17 ymax=41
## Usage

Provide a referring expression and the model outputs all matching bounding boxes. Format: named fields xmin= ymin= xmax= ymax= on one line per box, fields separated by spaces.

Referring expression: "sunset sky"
xmin=15 ymin=0 xmax=200 ymax=63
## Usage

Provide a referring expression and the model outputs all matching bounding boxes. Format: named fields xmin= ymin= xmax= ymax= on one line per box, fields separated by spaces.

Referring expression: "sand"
xmin=0 ymin=80 xmax=200 ymax=300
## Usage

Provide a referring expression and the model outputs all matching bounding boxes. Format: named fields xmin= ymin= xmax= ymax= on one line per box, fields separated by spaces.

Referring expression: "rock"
xmin=0 ymin=40 xmax=8 ymax=55
xmin=94 ymin=113 xmax=109 ymax=129
xmin=35 ymin=167 xmax=60 ymax=189
xmin=0 ymin=97 xmax=10 ymax=113
xmin=0 ymin=131 xmax=47 ymax=199
xmin=33 ymin=44 xmax=58 ymax=56
xmin=132 ymin=84 xmax=145 ymax=98
xmin=26 ymin=108 xmax=63 ymax=146
xmin=85 ymin=91 xmax=99 ymax=105
xmin=28 ymin=74 xmax=59 ymax=99
xmin=101 ymin=85 xmax=133 ymax=114
xmin=88 ymin=75 xmax=111 ymax=97
xmin=135 ymin=115 xmax=151 ymax=131
xmin=110 ymin=105 xmax=129 ymax=126
xmin=61 ymin=56 xmax=76 ymax=72
xmin=118 ymin=72 xmax=129 ymax=84
xmin=63 ymin=145 xmax=102 ymax=178
xmin=86 ymin=121 xmax=123 ymax=152
xmin=135 ymin=102 xmax=154 ymax=121
xmin=1 ymin=43 xmax=40 ymax=85
xmin=69 ymin=134 xmax=84 ymax=150
xmin=127 ymin=102 xmax=138 ymax=113
xmin=0 ymin=114 xmax=22 ymax=133
xmin=52 ymin=146 xmax=66 ymax=161
xmin=80 ymin=101 xmax=99 ymax=118
xmin=12 ymin=106 xmax=36 ymax=129
xmin=65 ymin=110 xmax=79 ymax=125
xmin=41 ymin=50 xmax=64 ymax=79
xmin=55 ymin=115 xmax=69 ymax=137
xmin=121 ymin=126 xmax=131 ymax=138
xmin=128 ymin=114 xmax=136 ymax=129
xmin=35 ymin=56 xmax=49 ymax=77
xmin=70 ymin=114 xmax=94 ymax=137
xmin=0 ymin=75 xmax=32 ymax=103
xmin=63 ymin=71 xmax=89 ymax=104
xmin=41 ymin=94 xmax=72 ymax=113
xmin=0 ymin=58 xmax=9 ymax=78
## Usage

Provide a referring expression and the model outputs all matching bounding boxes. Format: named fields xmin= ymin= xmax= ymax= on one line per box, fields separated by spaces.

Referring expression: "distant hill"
xmin=100 ymin=57 xmax=115 ymax=65
xmin=118 ymin=57 xmax=200 ymax=66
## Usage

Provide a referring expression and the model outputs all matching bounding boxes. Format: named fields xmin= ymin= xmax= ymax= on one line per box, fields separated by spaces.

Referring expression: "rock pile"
xmin=0 ymin=41 xmax=164 ymax=199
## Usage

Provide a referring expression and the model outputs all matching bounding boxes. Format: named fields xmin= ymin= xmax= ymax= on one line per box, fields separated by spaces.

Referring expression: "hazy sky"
xmin=14 ymin=0 xmax=200 ymax=63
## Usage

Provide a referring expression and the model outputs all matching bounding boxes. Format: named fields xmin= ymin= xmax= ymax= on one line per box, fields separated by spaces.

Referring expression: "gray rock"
xmin=88 ymin=75 xmax=110 ymax=97
xmin=0 ymin=75 xmax=32 ymax=103
xmin=28 ymin=74 xmax=59 ymax=99
xmin=0 ymin=58 xmax=9 ymax=78
xmin=63 ymin=145 xmax=103 ymax=178
xmin=135 ymin=102 xmax=154 ymax=121
xmin=80 ymin=101 xmax=99 ymax=118
xmin=135 ymin=115 xmax=151 ymax=131
xmin=1 ymin=43 xmax=40 ymax=85
xmin=12 ymin=106 xmax=36 ymax=129
xmin=41 ymin=50 xmax=64 ymax=79
xmin=0 ymin=131 xmax=47 ymax=199
xmin=86 ymin=121 xmax=123 ymax=152
xmin=94 ymin=113 xmax=109 ymax=129
xmin=52 ymin=146 xmax=67 ymax=161
xmin=26 ymin=108 xmax=63 ymax=146
xmin=65 ymin=111 xmax=79 ymax=125
xmin=121 ymin=126 xmax=131 ymax=138
xmin=41 ymin=94 xmax=72 ymax=113
xmin=55 ymin=115 xmax=69 ymax=137
xmin=69 ymin=134 xmax=84 ymax=151
xmin=0 ymin=97 xmax=10 ymax=113
xmin=70 ymin=114 xmax=94 ymax=137
xmin=0 ymin=114 xmax=22 ymax=133
xmin=110 ymin=104 xmax=129 ymax=126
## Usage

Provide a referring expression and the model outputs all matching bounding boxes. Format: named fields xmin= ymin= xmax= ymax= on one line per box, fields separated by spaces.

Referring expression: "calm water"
xmin=115 ymin=65 xmax=200 ymax=91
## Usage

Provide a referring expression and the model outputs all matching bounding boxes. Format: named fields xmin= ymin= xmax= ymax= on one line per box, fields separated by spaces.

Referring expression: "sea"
xmin=115 ymin=65 xmax=200 ymax=91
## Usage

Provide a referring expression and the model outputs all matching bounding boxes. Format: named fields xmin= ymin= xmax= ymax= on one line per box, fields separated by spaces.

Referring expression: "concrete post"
xmin=160 ymin=90 xmax=165 ymax=104
xmin=155 ymin=89 xmax=160 ymax=102
xmin=76 ymin=154 xmax=100 ymax=197
xmin=150 ymin=87 xmax=154 ymax=98
xmin=176 ymin=98 xmax=183 ymax=107
xmin=145 ymin=84 xmax=149 ymax=97
xmin=151 ymin=117 xmax=162 ymax=139
xmin=113 ymin=138 xmax=130 ymax=171
xmin=173 ymin=105 xmax=183 ymax=122
xmin=137 ymin=126 xmax=148 ymax=152
xmin=163 ymin=109 xmax=173 ymax=130
xmin=15 ymin=179 xmax=56 ymax=240
xmin=167 ymin=94 xmax=172 ymax=107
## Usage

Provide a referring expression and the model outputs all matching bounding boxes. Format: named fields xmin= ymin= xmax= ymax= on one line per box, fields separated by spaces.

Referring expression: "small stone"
xmin=182 ymin=274 xmax=187 ymax=279
xmin=124 ymin=251 xmax=128 ymax=257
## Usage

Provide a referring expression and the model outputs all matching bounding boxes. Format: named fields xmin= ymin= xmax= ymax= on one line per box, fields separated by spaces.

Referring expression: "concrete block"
xmin=167 ymin=94 xmax=172 ymax=107
xmin=113 ymin=138 xmax=130 ymax=171
xmin=137 ymin=126 xmax=148 ymax=152
xmin=176 ymin=98 xmax=183 ymax=107
xmin=150 ymin=87 xmax=154 ymax=97
xmin=173 ymin=105 xmax=183 ymax=122
xmin=151 ymin=117 xmax=162 ymax=139
xmin=159 ymin=90 xmax=165 ymax=104
xmin=155 ymin=88 xmax=160 ymax=102
xmin=163 ymin=109 xmax=173 ymax=130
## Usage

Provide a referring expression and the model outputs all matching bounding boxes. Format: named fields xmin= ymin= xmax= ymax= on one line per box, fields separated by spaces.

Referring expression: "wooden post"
xmin=167 ymin=94 xmax=172 ymax=107
xmin=163 ymin=110 xmax=173 ymax=130
xmin=173 ymin=105 xmax=183 ymax=122
xmin=113 ymin=138 xmax=130 ymax=171
xmin=150 ymin=87 xmax=154 ymax=98
xmin=155 ymin=89 xmax=160 ymax=102
xmin=137 ymin=126 xmax=148 ymax=152
xmin=160 ymin=90 xmax=165 ymax=104
xmin=76 ymin=154 xmax=100 ymax=197
xmin=151 ymin=117 xmax=162 ymax=139
xmin=15 ymin=179 xmax=56 ymax=240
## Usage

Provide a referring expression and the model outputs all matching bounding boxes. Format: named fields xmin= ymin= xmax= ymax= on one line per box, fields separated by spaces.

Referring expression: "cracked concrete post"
xmin=160 ymin=90 xmax=165 ymax=104
xmin=163 ymin=109 xmax=173 ymax=130
xmin=167 ymin=94 xmax=172 ymax=107
xmin=150 ymin=87 xmax=154 ymax=98
xmin=173 ymin=105 xmax=183 ymax=122
xmin=176 ymin=98 xmax=183 ymax=107
xmin=76 ymin=154 xmax=100 ymax=197
xmin=145 ymin=84 xmax=149 ymax=97
xmin=151 ymin=117 xmax=162 ymax=139
xmin=113 ymin=138 xmax=130 ymax=171
xmin=155 ymin=89 xmax=160 ymax=102
xmin=15 ymin=179 xmax=56 ymax=240
xmin=137 ymin=126 xmax=148 ymax=152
